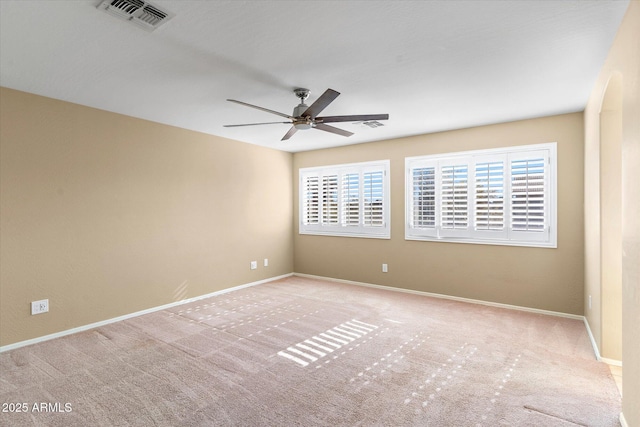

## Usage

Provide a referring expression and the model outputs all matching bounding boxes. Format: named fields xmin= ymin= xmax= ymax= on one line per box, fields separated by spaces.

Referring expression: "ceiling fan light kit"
xmin=224 ymin=88 xmax=389 ymax=141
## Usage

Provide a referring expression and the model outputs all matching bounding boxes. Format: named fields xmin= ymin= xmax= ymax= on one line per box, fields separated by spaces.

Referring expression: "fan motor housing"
xmin=293 ymin=104 xmax=313 ymax=129
xmin=293 ymin=104 xmax=309 ymax=118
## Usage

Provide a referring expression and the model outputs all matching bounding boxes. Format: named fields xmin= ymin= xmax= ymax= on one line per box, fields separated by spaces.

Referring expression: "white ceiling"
xmin=0 ymin=1 xmax=629 ymax=153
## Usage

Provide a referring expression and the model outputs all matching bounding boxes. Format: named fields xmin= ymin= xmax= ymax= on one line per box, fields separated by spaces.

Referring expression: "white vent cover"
xmin=97 ymin=0 xmax=174 ymax=31
xmin=362 ymin=121 xmax=385 ymax=128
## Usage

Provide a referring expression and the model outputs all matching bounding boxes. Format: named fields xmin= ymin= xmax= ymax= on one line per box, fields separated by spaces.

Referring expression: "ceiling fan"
xmin=224 ymin=88 xmax=389 ymax=141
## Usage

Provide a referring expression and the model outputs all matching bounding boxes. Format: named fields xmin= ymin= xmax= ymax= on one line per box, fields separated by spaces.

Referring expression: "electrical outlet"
xmin=31 ymin=299 xmax=49 ymax=315
xmin=250 ymin=261 xmax=257 ymax=270
xmin=382 ymin=263 xmax=388 ymax=273
xmin=264 ymin=258 xmax=269 ymax=267
xmin=588 ymin=295 xmax=592 ymax=310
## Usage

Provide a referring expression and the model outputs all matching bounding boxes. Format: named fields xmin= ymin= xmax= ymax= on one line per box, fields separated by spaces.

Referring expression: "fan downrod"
xmin=293 ymin=88 xmax=310 ymax=103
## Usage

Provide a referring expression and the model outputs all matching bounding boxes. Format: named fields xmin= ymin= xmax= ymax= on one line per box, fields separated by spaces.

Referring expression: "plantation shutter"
xmin=473 ymin=155 xmax=507 ymax=239
xmin=509 ymin=149 xmax=550 ymax=242
xmin=439 ymin=160 xmax=470 ymax=237
xmin=406 ymin=143 xmax=555 ymax=247
xmin=300 ymin=160 xmax=390 ymax=238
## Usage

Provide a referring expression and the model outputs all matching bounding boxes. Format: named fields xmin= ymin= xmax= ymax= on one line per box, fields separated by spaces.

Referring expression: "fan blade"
xmin=314 ymin=123 xmax=354 ymax=137
xmin=227 ymin=99 xmax=292 ymax=119
xmin=316 ymin=114 xmax=389 ymax=123
xmin=281 ymin=126 xmax=298 ymax=141
xmin=301 ymin=89 xmax=340 ymax=118
xmin=224 ymin=121 xmax=290 ymax=127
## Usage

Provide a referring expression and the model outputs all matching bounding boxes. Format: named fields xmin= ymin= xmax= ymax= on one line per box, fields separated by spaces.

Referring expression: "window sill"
xmin=404 ymin=235 xmax=556 ymax=248
xmin=300 ymin=230 xmax=390 ymax=239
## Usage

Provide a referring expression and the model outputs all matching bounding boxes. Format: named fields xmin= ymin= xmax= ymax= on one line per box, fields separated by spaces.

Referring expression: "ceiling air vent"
xmin=97 ymin=0 xmax=174 ymax=31
xmin=362 ymin=121 xmax=385 ymax=128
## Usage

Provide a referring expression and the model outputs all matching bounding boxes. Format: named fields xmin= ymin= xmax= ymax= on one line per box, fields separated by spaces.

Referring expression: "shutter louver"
xmin=511 ymin=158 xmax=545 ymax=231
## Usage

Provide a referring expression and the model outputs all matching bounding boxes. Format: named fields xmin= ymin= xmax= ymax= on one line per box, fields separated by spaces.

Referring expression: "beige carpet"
xmin=0 ymin=276 xmax=621 ymax=426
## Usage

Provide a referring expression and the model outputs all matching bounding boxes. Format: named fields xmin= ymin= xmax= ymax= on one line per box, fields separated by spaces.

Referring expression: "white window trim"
xmin=300 ymin=160 xmax=390 ymax=239
xmin=405 ymin=143 xmax=557 ymax=248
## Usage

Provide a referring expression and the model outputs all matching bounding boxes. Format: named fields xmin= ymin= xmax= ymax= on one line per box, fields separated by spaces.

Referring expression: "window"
xmin=405 ymin=143 xmax=556 ymax=247
xmin=300 ymin=160 xmax=390 ymax=238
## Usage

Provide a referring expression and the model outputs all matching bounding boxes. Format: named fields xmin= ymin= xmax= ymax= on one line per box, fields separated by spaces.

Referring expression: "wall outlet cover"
xmin=31 ymin=299 xmax=49 ymax=315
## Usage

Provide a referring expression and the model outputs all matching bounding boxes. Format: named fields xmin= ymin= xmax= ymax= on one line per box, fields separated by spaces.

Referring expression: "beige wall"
xmin=599 ymin=73 xmax=623 ymax=361
xmin=584 ymin=1 xmax=640 ymax=425
xmin=293 ymin=113 xmax=585 ymax=315
xmin=0 ymin=87 xmax=293 ymax=347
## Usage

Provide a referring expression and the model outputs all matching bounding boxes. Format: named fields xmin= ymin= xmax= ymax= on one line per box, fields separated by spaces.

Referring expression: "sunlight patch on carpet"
xmin=277 ymin=319 xmax=379 ymax=367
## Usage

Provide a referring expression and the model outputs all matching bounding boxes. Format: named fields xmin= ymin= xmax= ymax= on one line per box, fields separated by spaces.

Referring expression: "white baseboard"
xmin=620 ymin=412 xmax=628 ymax=427
xmin=0 ymin=273 xmax=293 ymax=353
xmin=583 ymin=317 xmax=602 ymax=361
xmin=582 ymin=318 xmax=624 ymax=365
xmin=601 ymin=357 xmax=623 ymax=367
xmin=294 ymin=273 xmax=584 ymax=320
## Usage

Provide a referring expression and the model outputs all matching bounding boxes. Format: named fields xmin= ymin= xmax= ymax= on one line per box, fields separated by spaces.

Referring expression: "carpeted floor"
xmin=0 ymin=276 xmax=621 ymax=426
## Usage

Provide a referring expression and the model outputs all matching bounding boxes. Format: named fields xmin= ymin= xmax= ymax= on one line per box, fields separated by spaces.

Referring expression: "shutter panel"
xmin=322 ymin=174 xmax=339 ymax=225
xmin=439 ymin=162 xmax=469 ymax=237
xmin=411 ymin=167 xmax=436 ymax=228
xmin=405 ymin=160 xmax=437 ymax=239
xmin=341 ymin=173 xmax=360 ymax=226
xmin=509 ymin=150 xmax=550 ymax=242
xmin=474 ymin=157 xmax=506 ymax=239
xmin=364 ymin=171 xmax=384 ymax=227
xmin=302 ymin=174 xmax=319 ymax=225
xmin=511 ymin=158 xmax=545 ymax=231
